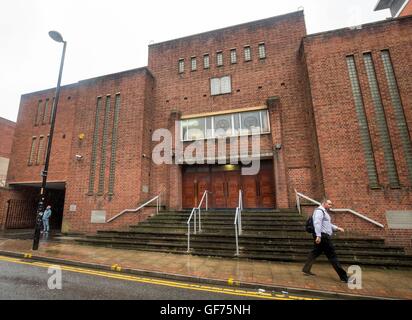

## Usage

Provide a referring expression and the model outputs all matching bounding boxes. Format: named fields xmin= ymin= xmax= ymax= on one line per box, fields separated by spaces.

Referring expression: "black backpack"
xmin=305 ymin=209 xmax=324 ymax=234
xmin=305 ymin=216 xmax=315 ymax=234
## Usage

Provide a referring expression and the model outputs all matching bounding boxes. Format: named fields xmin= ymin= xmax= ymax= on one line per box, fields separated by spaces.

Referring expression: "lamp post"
xmin=33 ymin=31 xmax=67 ymax=250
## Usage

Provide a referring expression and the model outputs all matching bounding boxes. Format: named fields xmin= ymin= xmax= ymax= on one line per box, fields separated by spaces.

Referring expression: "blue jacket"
xmin=42 ymin=208 xmax=52 ymax=220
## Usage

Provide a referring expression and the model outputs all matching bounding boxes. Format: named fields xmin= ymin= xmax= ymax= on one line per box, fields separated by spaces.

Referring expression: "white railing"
xmin=107 ymin=194 xmax=161 ymax=223
xmin=187 ymin=190 xmax=208 ymax=252
xmin=234 ymin=189 xmax=243 ymax=256
xmin=294 ymin=189 xmax=384 ymax=229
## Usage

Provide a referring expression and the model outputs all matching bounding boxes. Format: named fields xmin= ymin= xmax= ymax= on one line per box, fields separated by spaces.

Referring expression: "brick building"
xmin=3 ymin=11 xmax=412 ymax=249
xmin=0 ymin=117 xmax=15 ymax=187
xmin=375 ymin=0 xmax=412 ymax=17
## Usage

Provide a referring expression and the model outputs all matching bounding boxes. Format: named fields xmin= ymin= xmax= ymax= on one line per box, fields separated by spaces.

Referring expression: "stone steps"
xmin=75 ymin=209 xmax=412 ymax=268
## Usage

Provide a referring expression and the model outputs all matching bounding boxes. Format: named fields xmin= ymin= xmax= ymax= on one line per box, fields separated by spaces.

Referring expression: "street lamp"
xmin=32 ymin=31 xmax=67 ymax=250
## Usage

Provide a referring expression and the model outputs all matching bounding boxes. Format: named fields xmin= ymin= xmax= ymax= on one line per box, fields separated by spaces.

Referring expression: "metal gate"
xmin=5 ymin=199 xmax=37 ymax=229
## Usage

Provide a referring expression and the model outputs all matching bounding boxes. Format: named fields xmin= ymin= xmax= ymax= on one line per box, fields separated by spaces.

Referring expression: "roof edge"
xmin=149 ymin=10 xmax=304 ymax=48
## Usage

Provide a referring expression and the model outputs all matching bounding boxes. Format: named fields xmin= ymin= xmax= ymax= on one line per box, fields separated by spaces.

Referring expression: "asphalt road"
xmin=0 ymin=255 xmax=307 ymax=300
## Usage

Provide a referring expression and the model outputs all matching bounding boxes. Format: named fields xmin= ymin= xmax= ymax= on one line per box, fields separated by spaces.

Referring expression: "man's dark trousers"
xmin=303 ymin=233 xmax=348 ymax=281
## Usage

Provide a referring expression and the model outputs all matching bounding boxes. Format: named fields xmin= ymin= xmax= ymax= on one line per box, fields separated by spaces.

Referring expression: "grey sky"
xmin=0 ymin=0 xmax=389 ymax=122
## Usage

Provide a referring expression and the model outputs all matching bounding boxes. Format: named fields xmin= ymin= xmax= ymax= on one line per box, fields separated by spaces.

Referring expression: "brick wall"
xmin=0 ymin=117 xmax=15 ymax=159
xmin=7 ymin=85 xmax=77 ymax=184
xmin=62 ymin=68 xmax=155 ymax=234
xmin=147 ymin=11 xmax=318 ymax=209
xmin=303 ymin=17 xmax=412 ymax=245
xmin=400 ymin=0 xmax=412 ymax=16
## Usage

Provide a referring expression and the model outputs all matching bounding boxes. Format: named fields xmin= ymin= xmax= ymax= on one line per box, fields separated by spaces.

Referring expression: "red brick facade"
xmin=0 ymin=117 xmax=15 ymax=159
xmin=3 ymin=12 xmax=412 ymax=248
xmin=400 ymin=0 xmax=412 ymax=16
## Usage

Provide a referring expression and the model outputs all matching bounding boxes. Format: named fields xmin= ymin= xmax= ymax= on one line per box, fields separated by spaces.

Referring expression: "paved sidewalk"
xmin=0 ymin=237 xmax=411 ymax=299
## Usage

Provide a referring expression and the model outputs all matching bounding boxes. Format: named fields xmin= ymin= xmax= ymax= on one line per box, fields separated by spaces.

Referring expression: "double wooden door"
xmin=182 ymin=161 xmax=275 ymax=209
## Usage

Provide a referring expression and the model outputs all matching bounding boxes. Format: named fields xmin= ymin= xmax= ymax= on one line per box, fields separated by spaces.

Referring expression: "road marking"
xmin=0 ymin=255 xmax=318 ymax=300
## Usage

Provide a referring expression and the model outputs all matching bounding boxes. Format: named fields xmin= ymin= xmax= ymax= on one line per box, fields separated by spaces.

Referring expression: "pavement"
xmin=0 ymin=232 xmax=411 ymax=300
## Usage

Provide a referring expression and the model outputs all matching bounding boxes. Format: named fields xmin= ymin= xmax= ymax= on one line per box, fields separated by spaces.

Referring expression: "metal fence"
xmin=4 ymin=199 xmax=37 ymax=229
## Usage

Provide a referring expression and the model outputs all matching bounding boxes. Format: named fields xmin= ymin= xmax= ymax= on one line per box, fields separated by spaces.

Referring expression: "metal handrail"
xmin=107 ymin=194 xmax=160 ymax=223
xmin=187 ymin=190 xmax=208 ymax=252
xmin=294 ymin=189 xmax=384 ymax=228
xmin=234 ymin=189 xmax=243 ymax=256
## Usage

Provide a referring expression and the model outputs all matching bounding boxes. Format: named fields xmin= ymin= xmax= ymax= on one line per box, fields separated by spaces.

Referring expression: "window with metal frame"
xmin=181 ymin=109 xmax=270 ymax=141
xmin=244 ymin=46 xmax=251 ymax=61
xmin=216 ymin=51 xmax=223 ymax=66
xmin=178 ymin=59 xmax=185 ymax=73
xmin=191 ymin=57 xmax=197 ymax=71
xmin=258 ymin=43 xmax=266 ymax=59
xmin=203 ymin=54 xmax=210 ymax=69
xmin=230 ymin=49 xmax=237 ymax=64
xmin=28 ymin=137 xmax=37 ymax=165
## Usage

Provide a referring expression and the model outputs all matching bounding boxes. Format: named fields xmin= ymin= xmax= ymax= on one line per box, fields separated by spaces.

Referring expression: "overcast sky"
xmin=0 ymin=0 xmax=390 ymax=122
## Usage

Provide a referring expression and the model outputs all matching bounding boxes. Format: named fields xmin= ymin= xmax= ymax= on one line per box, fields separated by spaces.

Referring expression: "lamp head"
xmin=48 ymin=31 xmax=64 ymax=43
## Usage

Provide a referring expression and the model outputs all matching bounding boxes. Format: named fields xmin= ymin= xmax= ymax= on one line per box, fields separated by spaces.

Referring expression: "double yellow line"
xmin=0 ymin=255 xmax=317 ymax=300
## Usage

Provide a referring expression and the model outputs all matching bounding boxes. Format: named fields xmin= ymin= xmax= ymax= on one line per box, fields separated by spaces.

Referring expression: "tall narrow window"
xmin=244 ymin=46 xmax=251 ymax=61
xmin=203 ymin=54 xmax=210 ymax=69
xmin=88 ymin=97 xmax=102 ymax=195
xmin=191 ymin=57 xmax=197 ymax=71
xmin=230 ymin=49 xmax=237 ymax=64
xmin=108 ymin=94 xmax=121 ymax=195
xmin=258 ymin=43 xmax=266 ymax=59
xmin=28 ymin=137 xmax=37 ymax=165
xmin=346 ymin=55 xmax=379 ymax=188
xmin=35 ymin=100 xmax=43 ymax=126
xmin=42 ymin=99 xmax=50 ymax=125
xmin=49 ymin=97 xmax=55 ymax=124
xmin=43 ymin=135 xmax=50 ymax=165
xmin=178 ymin=59 xmax=185 ymax=73
xmin=98 ymin=95 xmax=111 ymax=195
xmin=363 ymin=53 xmax=399 ymax=188
xmin=381 ymin=50 xmax=412 ymax=184
xmin=36 ymin=136 xmax=44 ymax=165
xmin=216 ymin=51 xmax=223 ymax=66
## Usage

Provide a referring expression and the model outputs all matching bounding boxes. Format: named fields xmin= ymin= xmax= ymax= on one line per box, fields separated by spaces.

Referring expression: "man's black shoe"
xmin=302 ymin=271 xmax=316 ymax=276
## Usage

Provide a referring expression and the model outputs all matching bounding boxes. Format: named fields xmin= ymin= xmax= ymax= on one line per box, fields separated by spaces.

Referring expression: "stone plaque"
xmin=91 ymin=210 xmax=106 ymax=224
xmin=386 ymin=211 xmax=412 ymax=229
xmin=142 ymin=185 xmax=149 ymax=193
xmin=69 ymin=204 xmax=77 ymax=212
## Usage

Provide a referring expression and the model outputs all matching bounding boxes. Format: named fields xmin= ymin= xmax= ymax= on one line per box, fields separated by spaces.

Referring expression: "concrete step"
xmin=85 ymin=235 xmax=407 ymax=258
xmin=75 ymin=239 xmax=412 ymax=268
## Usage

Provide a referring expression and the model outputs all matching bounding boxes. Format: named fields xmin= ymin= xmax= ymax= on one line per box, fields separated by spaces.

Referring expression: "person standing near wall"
xmin=42 ymin=205 xmax=52 ymax=234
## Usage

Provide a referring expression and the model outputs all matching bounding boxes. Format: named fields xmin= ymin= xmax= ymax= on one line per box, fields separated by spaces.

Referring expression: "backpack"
xmin=305 ymin=216 xmax=315 ymax=234
xmin=305 ymin=209 xmax=324 ymax=234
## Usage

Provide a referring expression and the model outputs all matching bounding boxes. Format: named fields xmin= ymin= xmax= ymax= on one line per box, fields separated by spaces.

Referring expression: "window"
xmin=178 ymin=59 xmax=185 ymax=73
xmin=216 ymin=51 xmax=223 ymax=66
xmin=244 ymin=46 xmax=251 ymax=61
xmin=240 ymin=111 xmax=261 ymax=135
xmin=36 ymin=136 xmax=45 ymax=165
xmin=214 ymin=114 xmax=232 ymax=137
xmin=191 ymin=57 xmax=197 ymax=71
xmin=203 ymin=54 xmax=210 ymax=69
xmin=181 ymin=109 xmax=270 ymax=141
xmin=230 ymin=49 xmax=237 ymax=64
xmin=35 ymin=100 xmax=43 ymax=126
xmin=186 ymin=118 xmax=206 ymax=140
xmin=258 ymin=43 xmax=266 ymax=59
xmin=28 ymin=137 xmax=37 ymax=165
xmin=42 ymin=99 xmax=49 ymax=125
xmin=210 ymin=76 xmax=231 ymax=95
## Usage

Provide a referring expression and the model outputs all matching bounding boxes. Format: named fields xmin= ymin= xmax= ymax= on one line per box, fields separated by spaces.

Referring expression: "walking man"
xmin=302 ymin=199 xmax=349 ymax=283
xmin=42 ymin=205 xmax=52 ymax=234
